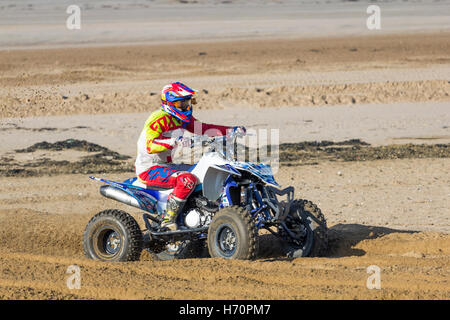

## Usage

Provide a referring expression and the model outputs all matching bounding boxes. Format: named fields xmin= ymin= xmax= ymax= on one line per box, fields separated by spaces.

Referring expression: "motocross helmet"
xmin=160 ymin=82 xmax=197 ymax=123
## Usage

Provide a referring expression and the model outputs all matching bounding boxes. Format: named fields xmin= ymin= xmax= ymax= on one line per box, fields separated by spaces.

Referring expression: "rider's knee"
xmin=176 ymin=172 xmax=198 ymax=192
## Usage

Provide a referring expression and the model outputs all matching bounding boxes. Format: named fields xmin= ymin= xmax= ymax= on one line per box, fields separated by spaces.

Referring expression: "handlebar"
xmin=187 ymin=130 xmax=250 ymax=161
xmin=190 ymin=129 xmax=247 ymax=147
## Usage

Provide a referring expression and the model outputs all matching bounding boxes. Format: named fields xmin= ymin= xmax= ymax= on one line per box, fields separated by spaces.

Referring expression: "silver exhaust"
xmin=100 ymin=185 xmax=141 ymax=209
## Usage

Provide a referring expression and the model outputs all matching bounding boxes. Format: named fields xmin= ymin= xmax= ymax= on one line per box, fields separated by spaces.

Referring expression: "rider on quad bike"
xmin=135 ymin=82 xmax=245 ymax=231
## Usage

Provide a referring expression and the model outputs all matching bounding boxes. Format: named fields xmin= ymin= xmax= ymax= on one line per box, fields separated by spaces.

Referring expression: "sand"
xmin=2 ymin=33 xmax=450 ymax=119
xmin=0 ymin=159 xmax=449 ymax=299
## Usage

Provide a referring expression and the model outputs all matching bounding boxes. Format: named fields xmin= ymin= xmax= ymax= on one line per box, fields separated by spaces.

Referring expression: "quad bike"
xmin=83 ymin=131 xmax=328 ymax=261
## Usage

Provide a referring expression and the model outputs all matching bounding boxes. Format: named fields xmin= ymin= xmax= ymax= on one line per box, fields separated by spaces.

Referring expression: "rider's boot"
xmin=160 ymin=195 xmax=186 ymax=231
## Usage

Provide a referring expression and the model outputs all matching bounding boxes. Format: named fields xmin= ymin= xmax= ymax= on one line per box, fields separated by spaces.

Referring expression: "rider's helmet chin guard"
xmin=160 ymin=82 xmax=198 ymax=123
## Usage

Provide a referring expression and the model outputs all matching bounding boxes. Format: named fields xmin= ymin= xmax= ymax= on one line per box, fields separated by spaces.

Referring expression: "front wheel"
xmin=279 ymin=200 xmax=328 ymax=258
xmin=207 ymin=206 xmax=258 ymax=260
xmin=83 ymin=209 xmax=143 ymax=262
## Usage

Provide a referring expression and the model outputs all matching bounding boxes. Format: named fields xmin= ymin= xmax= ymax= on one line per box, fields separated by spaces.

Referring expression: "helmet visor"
xmin=174 ymin=98 xmax=192 ymax=111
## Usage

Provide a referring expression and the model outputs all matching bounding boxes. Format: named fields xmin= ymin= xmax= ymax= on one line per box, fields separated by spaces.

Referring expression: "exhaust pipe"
xmin=100 ymin=185 xmax=141 ymax=209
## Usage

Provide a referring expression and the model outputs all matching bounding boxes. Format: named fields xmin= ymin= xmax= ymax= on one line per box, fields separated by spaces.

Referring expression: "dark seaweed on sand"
xmin=1 ymin=139 xmax=449 ymax=176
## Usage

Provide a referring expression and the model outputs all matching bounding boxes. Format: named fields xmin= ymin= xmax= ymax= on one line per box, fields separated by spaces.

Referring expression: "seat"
xmin=124 ymin=177 xmax=172 ymax=191
xmin=125 ymin=163 xmax=198 ymax=191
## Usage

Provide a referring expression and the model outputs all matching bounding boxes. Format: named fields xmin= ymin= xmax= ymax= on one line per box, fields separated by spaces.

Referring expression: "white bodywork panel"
xmin=190 ymin=152 xmax=228 ymax=182
xmin=191 ymin=152 xmax=240 ymax=201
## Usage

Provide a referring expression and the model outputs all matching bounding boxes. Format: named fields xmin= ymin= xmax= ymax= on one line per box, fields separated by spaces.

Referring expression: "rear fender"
xmin=90 ymin=176 xmax=159 ymax=213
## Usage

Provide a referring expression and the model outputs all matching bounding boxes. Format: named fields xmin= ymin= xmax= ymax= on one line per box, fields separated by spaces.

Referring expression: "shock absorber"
xmin=240 ymin=185 xmax=247 ymax=206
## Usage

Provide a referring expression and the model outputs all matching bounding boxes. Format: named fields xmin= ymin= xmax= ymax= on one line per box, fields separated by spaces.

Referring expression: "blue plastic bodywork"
xmin=233 ymin=162 xmax=280 ymax=188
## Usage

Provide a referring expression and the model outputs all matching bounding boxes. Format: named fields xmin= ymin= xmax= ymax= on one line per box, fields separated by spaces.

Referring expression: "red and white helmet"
xmin=160 ymin=82 xmax=197 ymax=122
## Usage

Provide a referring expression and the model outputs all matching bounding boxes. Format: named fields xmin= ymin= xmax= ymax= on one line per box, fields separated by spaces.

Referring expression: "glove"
xmin=233 ymin=126 xmax=246 ymax=137
xmin=175 ymin=136 xmax=192 ymax=148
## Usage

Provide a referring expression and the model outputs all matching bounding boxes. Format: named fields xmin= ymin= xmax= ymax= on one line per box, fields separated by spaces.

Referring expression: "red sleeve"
xmin=185 ymin=116 xmax=231 ymax=136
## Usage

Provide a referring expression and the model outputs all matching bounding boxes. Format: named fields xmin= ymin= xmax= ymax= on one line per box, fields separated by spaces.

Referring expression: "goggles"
xmin=173 ymin=97 xmax=196 ymax=111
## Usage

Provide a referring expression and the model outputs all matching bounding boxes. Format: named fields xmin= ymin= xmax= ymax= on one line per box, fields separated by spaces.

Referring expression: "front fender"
xmin=202 ymin=166 xmax=240 ymax=201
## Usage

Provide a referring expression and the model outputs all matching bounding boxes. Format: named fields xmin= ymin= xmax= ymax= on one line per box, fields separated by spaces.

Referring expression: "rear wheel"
xmin=208 ymin=206 xmax=258 ymax=260
xmin=279 ymin=200 xmax=328 ymax=258
xmin=83 ymin=209 xmax=143 ymax=262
